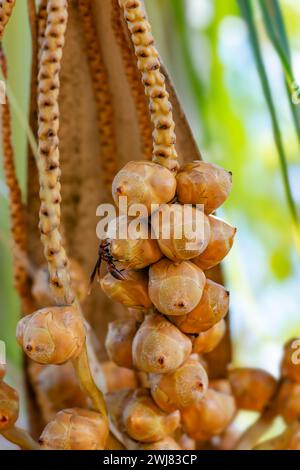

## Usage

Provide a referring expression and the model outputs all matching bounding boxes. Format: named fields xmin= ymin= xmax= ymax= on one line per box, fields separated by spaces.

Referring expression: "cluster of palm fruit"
xmin=99 ymin=158 xmax=240 ymax=448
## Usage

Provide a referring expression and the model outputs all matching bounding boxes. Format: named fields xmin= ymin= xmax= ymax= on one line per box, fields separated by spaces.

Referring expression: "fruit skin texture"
xmin=132 ymin=314 xmax=192 ymax=374
xmin=105 ymin=319 xmax=139 ymax=369
xmin=100 ymin=270 xmax=152 ymax=310
xmin=192 ymin=215 xmax=236 ymax=271
xmin=170 ymin=279 xmax=229 ymax=334
xmin=149 ymin=357 xmax=208 ymax=413
xmin=149 ymin=259 xmax=206 ymax=316
xmin=112 ymin=161 xmax=176 ymax=212
xmin=151 ymin=204 xmax=210 ymax=262
xmin=281 ymin=338 xmax=300 ymax=383
xmin=176 ymin=161 xmax=232 ymax=214
xmin=39 ymin=407 xmax=108 ymax=450
xmin=0 ymin=381 xmax=19 ymax=431
xmin=32 ymin=260 xmax=89 ymax=307
xmin=276 ymin=380 xmax=300 ymax=424
xmin=228 ymin=368 xmax=277 ymax=412
xmin=16 ymin=306 xmax=85 ymax=365
xmin=108 ymin=388 xmax=180 ymax=443
xmin=181 ymin=388 xmax=236 ymax=441
xmin=108 ymin=216 xmax=162 ymax=269
xmin=192 ymin=319 xmax=226 ymax=354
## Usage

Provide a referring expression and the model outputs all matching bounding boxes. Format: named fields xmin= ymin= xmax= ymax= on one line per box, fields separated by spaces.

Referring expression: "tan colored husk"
xmin=78 ymin=0 xmax=118 ymax=193
xmin=28 ymin=362 xmax=88 ymax=423
xmin=192 ymin=319 xmax=226 ymax=354
xmin=149 ymin=259 xmax=206 ymax=316
xmin=108 ymin=215 xmax=162 ymax=269
xmin=37 ymin=0 xmax=74 ymax=305
xmin=254 ymin=422 xmax=300 ymax=450
xmin=170 ymin=279 xmax=229 ymax=334
xmin=132 ymin=313 xmax=192 ymax=374
xmin=0 ymin=381 xmax=19 ymax=431
xmin=17 ymin=305 xmax=85 ymax=365
xmin=176 ymin=161 xmax=232 ymax=214
xmin=100 ymin=269 xmax=152 ymax=309
xmin=0 ymin=364 xmax=6 ymax=381
xmin=228 ymin=367 xmax=277 ymax=412
xmin=119 ymin=0 xmax=179 ymax=172
xmin=140 ymin=437 xmax=182 ymax=450
xmin=149 ymin=357 xmax=208 ymax=413
xmin=101 ymin=361 xmax=138 ymax=393
xmin=151 ymin=204 xmax=210 ymax=262
xmin=192 ymin=215 xmax=236 ymax=271
xmin=275 ymin=380 xmax=300 ymax=424
xmin=181 ymin=388 xmax=236 ymax=441
xmin=39 ymin=407 xmax=108 ymax=450
xmin=281 ymin=338 xmax=300 ymax=383
xmin=0 ymin=49 xmax=34 ymax=314
xmin=105 ymin=319 xmax=139 ymax=369
xmin=111 ymin=0 xmax=152 ymax=160
xmin=0 ymin=0 xmax=16 ymax=38
xmin=112 ymin=160 xmax=176 ymax=212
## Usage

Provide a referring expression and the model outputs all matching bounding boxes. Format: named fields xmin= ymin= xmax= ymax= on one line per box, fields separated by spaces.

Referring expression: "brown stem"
xmin=37 ymin=0 xmax=74 ymax=305
xmin=77 ymin=0 xmax=118 ymax=194
xmin=111 ymin=0 xmax=152 ymax=161
xmin=1 ymin=425 xmax=40 ymax=450
xmin=235 ymin=379 xmax=283 ymax=450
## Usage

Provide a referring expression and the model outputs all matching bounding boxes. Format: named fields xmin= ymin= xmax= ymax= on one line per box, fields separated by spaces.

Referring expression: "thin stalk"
xmin=1 ymin=425 xmax=39 ymax=450
xmin=72 ymin=341 xmax=107 ymax=421
xmin=260 ymin=0 xmax=300 ymax=145
xmin=238 ymin=0 xmax=298 ymax=227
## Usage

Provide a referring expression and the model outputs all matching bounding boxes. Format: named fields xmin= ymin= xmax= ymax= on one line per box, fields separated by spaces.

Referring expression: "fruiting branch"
xmin=119 ymin=0 xmax=179 ymax=171
xmin=0 ymin=0 xmax=16 ymax=40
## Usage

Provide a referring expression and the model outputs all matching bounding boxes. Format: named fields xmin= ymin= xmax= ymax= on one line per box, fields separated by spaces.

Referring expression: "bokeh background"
xmin=0 ymin=0 xmax=300 ymax=438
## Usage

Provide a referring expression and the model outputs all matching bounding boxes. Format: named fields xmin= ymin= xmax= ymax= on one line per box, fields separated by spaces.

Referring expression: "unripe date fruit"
xmin=276 ymin=380 xmax=300 ymax=424
xmin=105 ymin=319 xmax=139 ymax=369
xmin=181 ymin=388 xmax=236 ymax=441
xmin=176 ymin=161 xmax=232 ymax=214
xmin=192 ymin=319 xmax=226 ymax=354
xmin=149 ymin=259 xmax=206 ymax=316
xmin=192 ymin=215 xmax=236 ymax=270
xmin=32 ymin=260 xmax=89 ymax=307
